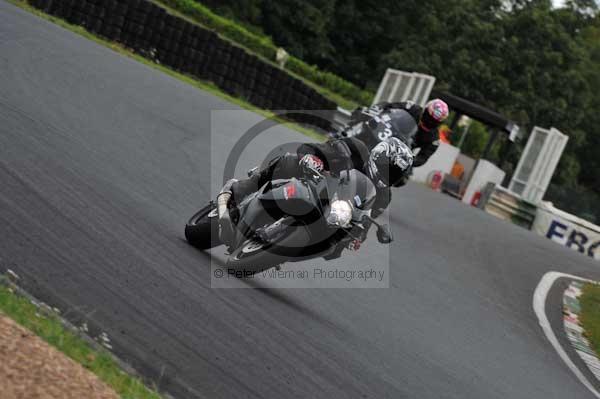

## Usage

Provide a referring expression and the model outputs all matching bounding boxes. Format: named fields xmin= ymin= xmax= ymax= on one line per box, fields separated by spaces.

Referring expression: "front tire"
xmin=226 ymin=238 xmax=284 ymax=275
xmin=185 ymin=202 xmax=221 ymax=249
xmin=225 ymin=226 xmax=310 ymax=275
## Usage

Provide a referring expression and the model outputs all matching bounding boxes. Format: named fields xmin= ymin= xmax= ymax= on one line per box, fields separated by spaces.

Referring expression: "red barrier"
xmin=430 ymin=171 xmax=443 ymax=191
xmin=471 ymin=191 xmax=481 ymax=206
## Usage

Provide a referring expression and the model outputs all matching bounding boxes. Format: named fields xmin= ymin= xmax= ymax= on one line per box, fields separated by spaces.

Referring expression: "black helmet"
xmin=367 ymin=137 xmax=414 ymax=188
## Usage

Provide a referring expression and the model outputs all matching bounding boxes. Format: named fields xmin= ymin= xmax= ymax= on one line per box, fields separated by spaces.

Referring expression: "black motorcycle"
xmin=334 ymin=108 xmax=418 ymax=150
xmin=185 ymin=168 xmax=392 ymax=274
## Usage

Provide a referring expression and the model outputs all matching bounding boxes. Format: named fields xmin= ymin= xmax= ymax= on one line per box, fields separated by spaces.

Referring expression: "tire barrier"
xmin=27 ymin=0 xmax=336 ymax=130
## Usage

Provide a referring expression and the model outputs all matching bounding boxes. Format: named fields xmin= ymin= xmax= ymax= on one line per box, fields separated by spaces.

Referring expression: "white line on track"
xmin=533 ymin=271 xmax=600 ymax=398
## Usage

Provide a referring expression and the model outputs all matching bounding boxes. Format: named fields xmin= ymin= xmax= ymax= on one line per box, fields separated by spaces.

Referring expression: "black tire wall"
xmin=28 ymin=0 xmax=336 ymax=130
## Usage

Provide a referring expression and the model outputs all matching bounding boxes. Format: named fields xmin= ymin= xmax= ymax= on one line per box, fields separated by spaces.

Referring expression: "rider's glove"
xmin=299 ymin=154 xmax=324 ymax=177
xmin=347 ymin=239 xmax=361 ymax=251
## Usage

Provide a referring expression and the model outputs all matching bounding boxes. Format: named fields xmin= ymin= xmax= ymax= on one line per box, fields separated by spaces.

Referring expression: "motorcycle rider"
xmin=347 ymin=98 xmax=449 ymax=174
xmin=217 ymin=136 xmax=413 ymax=258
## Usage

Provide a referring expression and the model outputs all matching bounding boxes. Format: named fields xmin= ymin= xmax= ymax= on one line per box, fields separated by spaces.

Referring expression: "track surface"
xmin=2 ymin=2 xmax=600 ymax=398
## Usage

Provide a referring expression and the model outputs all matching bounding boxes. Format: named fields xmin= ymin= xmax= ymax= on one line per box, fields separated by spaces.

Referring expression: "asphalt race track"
xmin=2 ymin=2 xmax=600 ymax=398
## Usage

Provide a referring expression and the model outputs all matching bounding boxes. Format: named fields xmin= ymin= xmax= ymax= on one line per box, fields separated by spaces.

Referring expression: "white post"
xmin=509 ymin=126 xmax=568 ymax=203
xmin=373 ymin=70 xmax=391 ymax=105
xmin=399 ymin=75 xmax=415 ymax=102
xmin=373 ymin=69 xmax=436 ymax=106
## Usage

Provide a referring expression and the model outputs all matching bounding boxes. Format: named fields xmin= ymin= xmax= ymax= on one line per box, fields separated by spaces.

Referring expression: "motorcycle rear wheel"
xmin=185 ymin=202 xmax=221 ymax=249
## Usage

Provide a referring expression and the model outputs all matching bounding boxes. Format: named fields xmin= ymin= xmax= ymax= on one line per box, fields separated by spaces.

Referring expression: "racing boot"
xmin=217 ymin=179 xmax=237 ymax=248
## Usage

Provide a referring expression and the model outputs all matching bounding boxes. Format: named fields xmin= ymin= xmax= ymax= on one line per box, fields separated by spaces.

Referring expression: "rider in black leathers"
xmin=217 ymin=136 xmax=413 ymax=258
xmin=347 ymin=98 xmax=449 ymax=171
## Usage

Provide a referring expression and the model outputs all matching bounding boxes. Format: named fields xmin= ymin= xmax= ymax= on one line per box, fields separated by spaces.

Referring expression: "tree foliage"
xmin=201 ymin=0 xmax=600 ymax=207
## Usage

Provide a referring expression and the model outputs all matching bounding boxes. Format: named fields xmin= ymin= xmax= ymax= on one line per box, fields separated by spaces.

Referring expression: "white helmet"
xmin=367 ymin=137 xmax=413 ymax=188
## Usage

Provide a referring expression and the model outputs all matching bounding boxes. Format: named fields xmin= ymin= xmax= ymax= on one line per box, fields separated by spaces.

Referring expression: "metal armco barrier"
xmin=478 ymin=183 xmax=537 ymax=229
xmin=27 ymin=0 xmax=337 ymax=130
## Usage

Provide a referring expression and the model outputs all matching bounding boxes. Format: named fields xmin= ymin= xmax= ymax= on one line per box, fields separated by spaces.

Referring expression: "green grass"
xmin=579 ymin=283 xmax=600 ymax=356
xmin=153 ymin=0 xmax=373 ymax=109
xmin=10 ymin=0 xmax=325 ymax=142
xmin=0 ymin=281 xmax=162 ymax=399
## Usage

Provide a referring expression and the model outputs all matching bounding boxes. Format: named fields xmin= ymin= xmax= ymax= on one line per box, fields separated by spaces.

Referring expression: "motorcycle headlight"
xmin=327 ymin=200 xmax=353 ymax=228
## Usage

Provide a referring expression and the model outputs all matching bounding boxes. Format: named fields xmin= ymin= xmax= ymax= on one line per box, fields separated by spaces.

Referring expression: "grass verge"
xmin=8 ymin=0 xmax=325 ymax=142
xmin=0 ymin=279 xmax=162 ymax=399
xmin=153 ymin=0 xmax=372 ymax=109
xmin=578 ymin=283 xmax=600 ymax=356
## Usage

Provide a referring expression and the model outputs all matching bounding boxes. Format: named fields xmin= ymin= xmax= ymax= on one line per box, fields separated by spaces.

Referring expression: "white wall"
xmin=462 ymin=160 xmax=506 ymax=204
xmin=532 ymin=202 xmax=600 ymax=261
xmin=411 ymin=142 xmax=460 ymax=184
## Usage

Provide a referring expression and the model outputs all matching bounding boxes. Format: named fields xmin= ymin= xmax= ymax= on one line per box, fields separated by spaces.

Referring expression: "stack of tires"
xmin=97 ymin=1 xmax=128 ymax=42
xmin=27 ymin=0 xmax=337 ymax=131
xmin=119 ymin=0 xmax=162 ymax=54
xmin=155 ymin=13 xmax=189 ymax=70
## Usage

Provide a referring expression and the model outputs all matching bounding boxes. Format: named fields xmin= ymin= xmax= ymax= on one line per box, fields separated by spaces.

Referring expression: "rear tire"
xmin=185 ymin=203 xmax=221 ymax=249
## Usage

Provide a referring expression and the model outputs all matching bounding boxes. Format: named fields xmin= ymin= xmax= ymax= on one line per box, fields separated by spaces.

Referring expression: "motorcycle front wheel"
xmin=185 ymin=202 xmax=221 ymax=249
xmin=226 ymin=226 xmax=311 ymax=275
xmin=226 ymin=239 xmax=282 ymax=275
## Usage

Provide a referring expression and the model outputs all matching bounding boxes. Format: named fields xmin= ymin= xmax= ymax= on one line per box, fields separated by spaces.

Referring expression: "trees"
xmin=574 ymin=17 xmax=600 ymax=191
xmin=198 ymin=0 xmax=600 ymax=210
